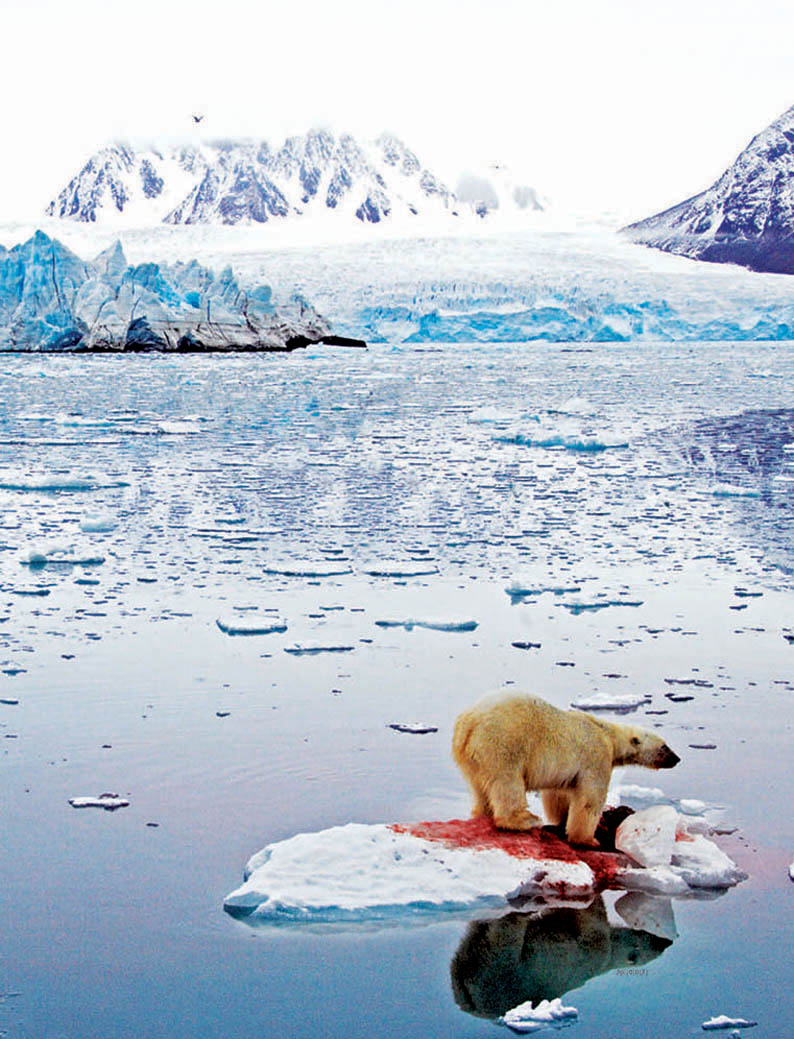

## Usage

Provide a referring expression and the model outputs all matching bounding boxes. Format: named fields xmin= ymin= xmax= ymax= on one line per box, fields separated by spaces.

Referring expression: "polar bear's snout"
xmin=653 ymin=744 xmax=680 ymax=769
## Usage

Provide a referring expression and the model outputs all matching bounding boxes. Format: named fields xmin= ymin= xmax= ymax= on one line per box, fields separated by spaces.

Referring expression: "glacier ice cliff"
xmin=622 ymin=102 xmax=794 ymax=275
xmin=0 ymin=231 xmax=329 ymax=351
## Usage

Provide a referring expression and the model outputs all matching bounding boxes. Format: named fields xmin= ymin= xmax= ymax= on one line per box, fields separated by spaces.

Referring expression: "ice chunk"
xmin=499 ymin=998 xmax=578 ymax=1033
xmin=677 ymin=799 xmax=708 ymax=816
xmin=363 ymin=566 xmax=440 ymax=577
xmin=701 ymin=1016 xmax=758 ymax=1030
xmin=388 ymin=723 xmax=439 ymax=734
xmin=283 ymin=643 xmax=355 ymax=655
xmin=22 ymin=546 xmax=105 ymax=567
xmin=216 ymin=618 xmax=287 ymax=636
xmin=68 ymin=794 xmax=129 ymax=810
xmin=617 ymin=865 xmax=690 ymax=896
xmin=224 ymin=822 xmax=596 ymax=923
xmin=615 ymin=807 xmax=678 ymax=867
xmin=0 ymin=473 xmax=129 ymax=492
xmin=375 ymin=618 xmax=478 ymax=632
xmin=262 ymin=565 xmax=353 ymax=577
xmin=671 ymin=834 xmax=748 ymax=889
xmin=613 ymin=784 xmax=669 ymax=809
xmin=571 ymin=693 xmax=651 ymax=712
xmin=79 ymin=514 xmax=118 ymax=533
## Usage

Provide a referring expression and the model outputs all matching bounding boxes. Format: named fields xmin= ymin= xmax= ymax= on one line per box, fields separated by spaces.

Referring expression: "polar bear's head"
xmin=609 ymin=724 xmax=680 ymax=770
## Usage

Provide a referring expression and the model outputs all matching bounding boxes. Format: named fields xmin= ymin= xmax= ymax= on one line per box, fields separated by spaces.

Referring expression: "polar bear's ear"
xmin=630 ymin=736 xmax=640 ymax=747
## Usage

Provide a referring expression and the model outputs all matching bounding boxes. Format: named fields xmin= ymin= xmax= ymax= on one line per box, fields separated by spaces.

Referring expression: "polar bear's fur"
xmin=452 ymin=693 xmax=680 ymax=846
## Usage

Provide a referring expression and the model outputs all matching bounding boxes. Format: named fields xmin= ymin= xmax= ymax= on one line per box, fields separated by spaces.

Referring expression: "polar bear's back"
xmin=452 ymin=692 xmax=611 ymax=790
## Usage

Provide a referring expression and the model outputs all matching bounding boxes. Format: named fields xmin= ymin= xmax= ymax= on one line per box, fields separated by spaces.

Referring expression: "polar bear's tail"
xmin=452 ymin=710 xmax=476 ymax=769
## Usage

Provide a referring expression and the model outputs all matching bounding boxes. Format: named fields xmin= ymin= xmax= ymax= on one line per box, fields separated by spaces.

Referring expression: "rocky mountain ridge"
xmin=622 ymin=103 xmax=794 ymax=274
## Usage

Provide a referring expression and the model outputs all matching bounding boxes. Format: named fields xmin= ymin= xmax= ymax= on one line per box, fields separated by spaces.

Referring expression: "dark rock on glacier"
xmin=622 ymin=103 xmax=794 ymax=274
xmin=0 ymin=232 xmax=333 ymax=352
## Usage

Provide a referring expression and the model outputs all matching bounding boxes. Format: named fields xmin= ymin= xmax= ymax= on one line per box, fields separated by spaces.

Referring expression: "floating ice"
xmin=671 ymin=833 xmax=747 ymax=889
xmin=216 ymin=618 xmax=287 ymax=636
xmin=388 ymin=723 xmax=439 ymax=734
xmin=262 ymin=565 xmax=354 ymax=577
xmin=224 ymin=822 xmax=598 ymax=924
xmin=374 ymin=618 xmax=478 ymax=632
xmin=499 ymin=998 xmax=578 ymax=1033
xmin=363 ymin=565 xmax=440 ymax=577
xmin=613 ymin=785 xmax=669 ymax=809
xmin=571 ymin=693 xmax=651 ymax=712
xmin=68 ymin=794 xmax=130 ymax=810
xmin=0 ymin=473 xmax=129 ymax=492
xmin=22 ymin=546 xmax=105 ymax=567
xmin=79 ymin=514 xmax=118 ymax=533
xmin=615 ymin=807 xmax=678 ymax=867
xmin=496 ymin=430 xmax=628 ymax=453
xmin=559 ymin=600 xmax=643 ymax=615
xmin=505 ymin=580 xmax=582 ymax=599
xmin=678 ymin=799 xmax=708 ymax=816
xmin=701 ymin=1016 xmax=758 ymax=1030
xmin=283 ymin=643 xmax=355 ymax=655
xmin=709 ymin=485 xmax=762 ymax=499
xmin=617 ymin=865 xmax=690 ymax=896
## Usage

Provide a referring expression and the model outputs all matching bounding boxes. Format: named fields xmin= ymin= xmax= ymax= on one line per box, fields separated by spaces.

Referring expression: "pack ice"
xmin=0 ymin=231 xmax=327 ymax=351
xmin=224 ymin=806 xmax=745 ymax=925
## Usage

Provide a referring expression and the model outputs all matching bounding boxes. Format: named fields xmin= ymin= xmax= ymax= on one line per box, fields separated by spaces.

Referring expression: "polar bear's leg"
xmin=467 ymin=780 xmax=491 ymax=819
xmin=564 ymin=772 xmax=608 ymax=846
xmin=489 ymin=774 xmax=543 ymax=831
xmin=541 ymin=789 xmax=571 ymax=827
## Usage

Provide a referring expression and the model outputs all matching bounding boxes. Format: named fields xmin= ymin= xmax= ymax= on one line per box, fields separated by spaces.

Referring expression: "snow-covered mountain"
xmin=46 ymin=130 xmax=463 ymax=228
xmin=622 ymin=103 xmax=794 ymax=274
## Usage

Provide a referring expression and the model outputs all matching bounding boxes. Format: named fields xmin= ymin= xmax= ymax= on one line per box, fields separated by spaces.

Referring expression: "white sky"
xmin=4 ymin=0 xmax=794 ymax=222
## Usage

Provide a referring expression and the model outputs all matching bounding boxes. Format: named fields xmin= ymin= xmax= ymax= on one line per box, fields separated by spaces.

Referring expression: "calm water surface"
xmin=1 ymin=342 xmax=793 ymax=1038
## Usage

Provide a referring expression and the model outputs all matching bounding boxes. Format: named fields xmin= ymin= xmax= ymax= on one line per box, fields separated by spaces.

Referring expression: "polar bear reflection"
xmin=450 ymin=893 xmax=675 ymax=1021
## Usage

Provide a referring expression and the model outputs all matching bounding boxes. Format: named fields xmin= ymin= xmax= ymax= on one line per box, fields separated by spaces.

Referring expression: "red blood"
xmin=389 ymin=817 xmax=627 ymax=888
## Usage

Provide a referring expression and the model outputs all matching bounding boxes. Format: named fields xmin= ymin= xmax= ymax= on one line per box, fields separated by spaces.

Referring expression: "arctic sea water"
xmin=1 ymin=339 xmax=793 ymax=1038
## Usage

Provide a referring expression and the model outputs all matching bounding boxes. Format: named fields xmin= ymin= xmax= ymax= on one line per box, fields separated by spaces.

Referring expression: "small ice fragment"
xmin=216 ymin=618 xmax=287 ymax=636
xmin=363 ymin=566 xmax=440 ymax=577
xmin=388 ymin=723 xmax=439 ymax=734
xmin=283 ymin=643 xmax=355 ymax=655
xmin=80 ymin=514 xmax=118 ymax=533
xmin=670 ymin=834 xmax=747 ymax=889
xmin=499 ymin=997 xmax=578 ymax=1033
xmin=701 ymin=1015 xmax=758 ymax=1030
xmin=0 ymin=698 xmax=20 ymax=705
xmin=375 ymin=618 xmax=478 ymax=632
xmin=678 ymin=799 xmax=708 ymax=816
xmin=614 ymin=784 xmax=668 ymax=808
xmin=617 ymin=865 xmax=690 ymax=896
xmin=571 ymin=692 xmax=651 ymax=712
xmin=788 ymin=860 xmax=794 ymax=882
xmin=615 ymin=806 xmax=678 ymax=867
xmin=69 ymin=793 xmax=130 ymax=810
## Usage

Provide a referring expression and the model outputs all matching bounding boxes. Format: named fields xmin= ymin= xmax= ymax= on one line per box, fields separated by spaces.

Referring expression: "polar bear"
xmin=452 ymin=693 xmax=679 ymax=846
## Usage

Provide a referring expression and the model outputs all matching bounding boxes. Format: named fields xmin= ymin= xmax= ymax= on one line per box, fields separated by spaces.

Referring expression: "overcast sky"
xmin=3 ymin=0 xmax=794 ymax=222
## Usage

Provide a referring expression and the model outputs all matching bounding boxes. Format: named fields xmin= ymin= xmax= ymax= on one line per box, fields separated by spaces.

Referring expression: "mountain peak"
xmin=622 ymin=102 xmax=794 ymax=274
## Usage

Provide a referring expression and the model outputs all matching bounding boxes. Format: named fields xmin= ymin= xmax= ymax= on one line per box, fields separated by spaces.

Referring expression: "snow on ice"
xmin=499 ymin=998 xmax=578 ymax=1033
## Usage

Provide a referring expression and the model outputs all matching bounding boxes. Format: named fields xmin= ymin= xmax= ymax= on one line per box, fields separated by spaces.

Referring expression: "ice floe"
xmin=262 ymin=564 xmax=354 ymax=577
xmin=68 ymin=793 xmax=130 ymax=810
xmin=225 ymin=807 xmax=745 ymax=925
xmin=79 ymin=513 xmax=118 ymax=533
xmin=224 ymin=822 xmax=601 ymax=924
xmin=283 ymin=643 xmax=355 ymax=655
xmin=499 ymin=998 xmax=578 ymax=1033
xmin=388 ymin=723 xmax=439 ymax=734
xmin=615 ymin=807 xmax=678 ymax=867
xmin=571 ymin=692 xmax=651 ymax=712
xmin=216 ymin=617 xmax=288 ymax=636
xmin=374 ymin=617 xmax=478 ymax=632
xmin=22 ymin=546 xmax=105 ymax=567
xmin=0 ymin=472 xmax=130 ymax=492
xmin=701 ymin=1016 xmax=758 ymax=1030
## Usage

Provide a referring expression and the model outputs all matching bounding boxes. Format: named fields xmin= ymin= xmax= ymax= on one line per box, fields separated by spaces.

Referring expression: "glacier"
xmin=0 ymin=230 xmax=329 ymax=351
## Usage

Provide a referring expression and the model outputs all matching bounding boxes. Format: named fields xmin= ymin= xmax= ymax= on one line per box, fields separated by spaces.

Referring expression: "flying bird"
xmin=192 ymin=114 xmax=205 ymax=125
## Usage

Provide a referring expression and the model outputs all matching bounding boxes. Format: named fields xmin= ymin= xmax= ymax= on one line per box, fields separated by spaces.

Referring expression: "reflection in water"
xmin=451 ymin=894 xmax=675 ymax=1021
